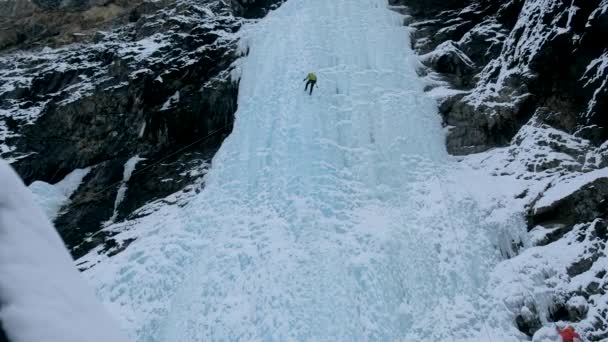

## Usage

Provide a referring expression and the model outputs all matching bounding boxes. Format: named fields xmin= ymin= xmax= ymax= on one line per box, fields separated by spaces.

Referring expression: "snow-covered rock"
xmin=405 ymin=0 xmax=608 ymax=154
xmin=532 ymin=326 xmax=559 ymax=342
xmin=404 ymin=0 xmax=608 ymax=340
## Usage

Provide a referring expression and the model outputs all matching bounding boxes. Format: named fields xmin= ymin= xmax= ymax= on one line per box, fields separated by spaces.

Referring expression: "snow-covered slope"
xmin=0 ymin=160 xmax=126 ymax=342
xmin=78 ymin=0 xmax=527 ymax=340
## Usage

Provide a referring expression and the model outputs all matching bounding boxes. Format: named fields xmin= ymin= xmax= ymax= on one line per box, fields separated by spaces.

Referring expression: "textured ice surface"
xmin=83 ymin=0 xmax=525 ymax=340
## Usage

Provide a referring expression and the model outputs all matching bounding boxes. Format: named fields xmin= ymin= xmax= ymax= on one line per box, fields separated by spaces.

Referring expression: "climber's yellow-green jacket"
xmin=304 ymin=73 xmax=317 ymax=81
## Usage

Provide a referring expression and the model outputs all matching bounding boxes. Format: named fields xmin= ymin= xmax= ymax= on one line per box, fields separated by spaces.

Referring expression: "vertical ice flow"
xmin=86 ymin=0 xmax=518 ymax=341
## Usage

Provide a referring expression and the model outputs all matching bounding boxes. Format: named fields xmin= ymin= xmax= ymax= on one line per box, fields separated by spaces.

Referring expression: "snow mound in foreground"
xmin=0 ymin=159 xmax=126 ymax=342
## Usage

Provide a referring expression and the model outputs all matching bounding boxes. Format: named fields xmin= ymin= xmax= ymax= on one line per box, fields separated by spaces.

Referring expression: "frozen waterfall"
xmin=85 ymin=0 xmax=524 ymax=341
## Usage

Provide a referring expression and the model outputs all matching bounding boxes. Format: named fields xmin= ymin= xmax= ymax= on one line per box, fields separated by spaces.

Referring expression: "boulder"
xmin=566 ymin=296 xmax=589 ymax=321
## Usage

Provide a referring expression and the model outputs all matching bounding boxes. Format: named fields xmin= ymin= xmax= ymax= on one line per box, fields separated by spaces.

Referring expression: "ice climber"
xmin=556 ymin=326 xmax=581 ymax=342
xmin=303 ymin=72 xmax=317 ymax=95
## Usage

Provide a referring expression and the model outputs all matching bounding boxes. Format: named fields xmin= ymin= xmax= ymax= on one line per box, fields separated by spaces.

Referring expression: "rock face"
xmin=396 ymin=0 xmax=608 ymax=155
xmin=398 ymin=0 xmax=608 ymax=340
xmin=0 ymin=0 xmax=284 ymax=259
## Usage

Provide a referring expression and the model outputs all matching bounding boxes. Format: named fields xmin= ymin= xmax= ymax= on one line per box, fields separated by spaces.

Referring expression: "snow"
xmin=460 ymin=19 xmax=506 ymax=46
xmin=117 ymin=34 xmax=170 ymax=62
xmin=0 ymin=159 xmax=127 ymax=342
xmin=82 ymin=0 xmax=525 ymax=341
xmin=420 ymin=40 xmax=475 ymax=68
xmin=138 ymin=121 xmax=147 ymax=138
xmin=488 ymin=218 xmax=608 ymax=340
xmin=460 ymin=120 xmax=608 ymax=341
xmin=110 ymin=155 xmax=145 ymax=222
xmin=534 ymin=167 xmax=608 ymax=211
xmin=566 ymin=295 xmax=587 ymax=311
xmin=29 ymin=167 xmax=91 ymax=220
xmin=425 ymin=85 xmax=468 ymax=99
xmin=529 ymin=225 xmax=559 ymax=245
xmin=160 ymin=91 xmax=180 ymax=111
xmin=200 ymin=5 xmax=215 ymax=17
xmin=532 ymin=326 xmax=560 ymax=342
xmin=582 ymin=51 xmax=608 ymax=119
xmin=511 ymin=122 xmax=591 ymax=176
xmin=587 ymin=0 xmax=608 ymax=27
xmin=512 ymin=0 xmax=568 ymax=63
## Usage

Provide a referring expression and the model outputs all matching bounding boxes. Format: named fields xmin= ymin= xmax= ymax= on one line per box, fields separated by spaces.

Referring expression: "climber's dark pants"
xmin=305 ymin=80 xmax=316 ymax=95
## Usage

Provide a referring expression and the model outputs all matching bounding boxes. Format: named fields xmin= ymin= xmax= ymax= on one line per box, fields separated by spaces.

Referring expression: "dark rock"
xmin=458 ymin=18 xmax=507 ymax=67
xmin=586 ymin=281 xmax=602 ymax=296
xmin=0 ymin=320 xmax=9 ymax=342
xmin=575 ymin=125 xmax=605 ymax=145
xmin=408 ymin=0 xmax=608 ymax=154
xmin=104 ymin=237 xmax=135 ymax=257
xmin=568 ymin=255 xmax=600 ymax=278
xmin=233 ymin=0 xmax=286 ymax=18
xmin=548 ymin=301 xmax=570 ymax=322
xmin=53 ymin=160 xmax=124 ymax=259
xmin=495 ymin=0 xmax=525 ymax=30
xmin=592 ymin=219 xmax=607 ymax=240
xmin=115 ymin=151 xmax=212 ymax=221
xmin=515 ymin=189 xmax=528 ymax=199
xmin=422 ymin=41 xmax=476 ymax=88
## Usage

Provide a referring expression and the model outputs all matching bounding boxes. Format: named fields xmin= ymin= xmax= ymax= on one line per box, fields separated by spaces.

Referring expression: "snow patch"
xmin=425 ymin=86 xmax=468 ymax=99
xmin=582 ymin=51 xmax=608 ymax=119
xmin=160 ymin=91 xmax=180 ymax=111
xmin=117 ymin=34 xmax=170 ymax=62
xmin=110 ymin=156 xmax=145 ymax=222
xmin=138 ymin=121 xmax=146 ymax=138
